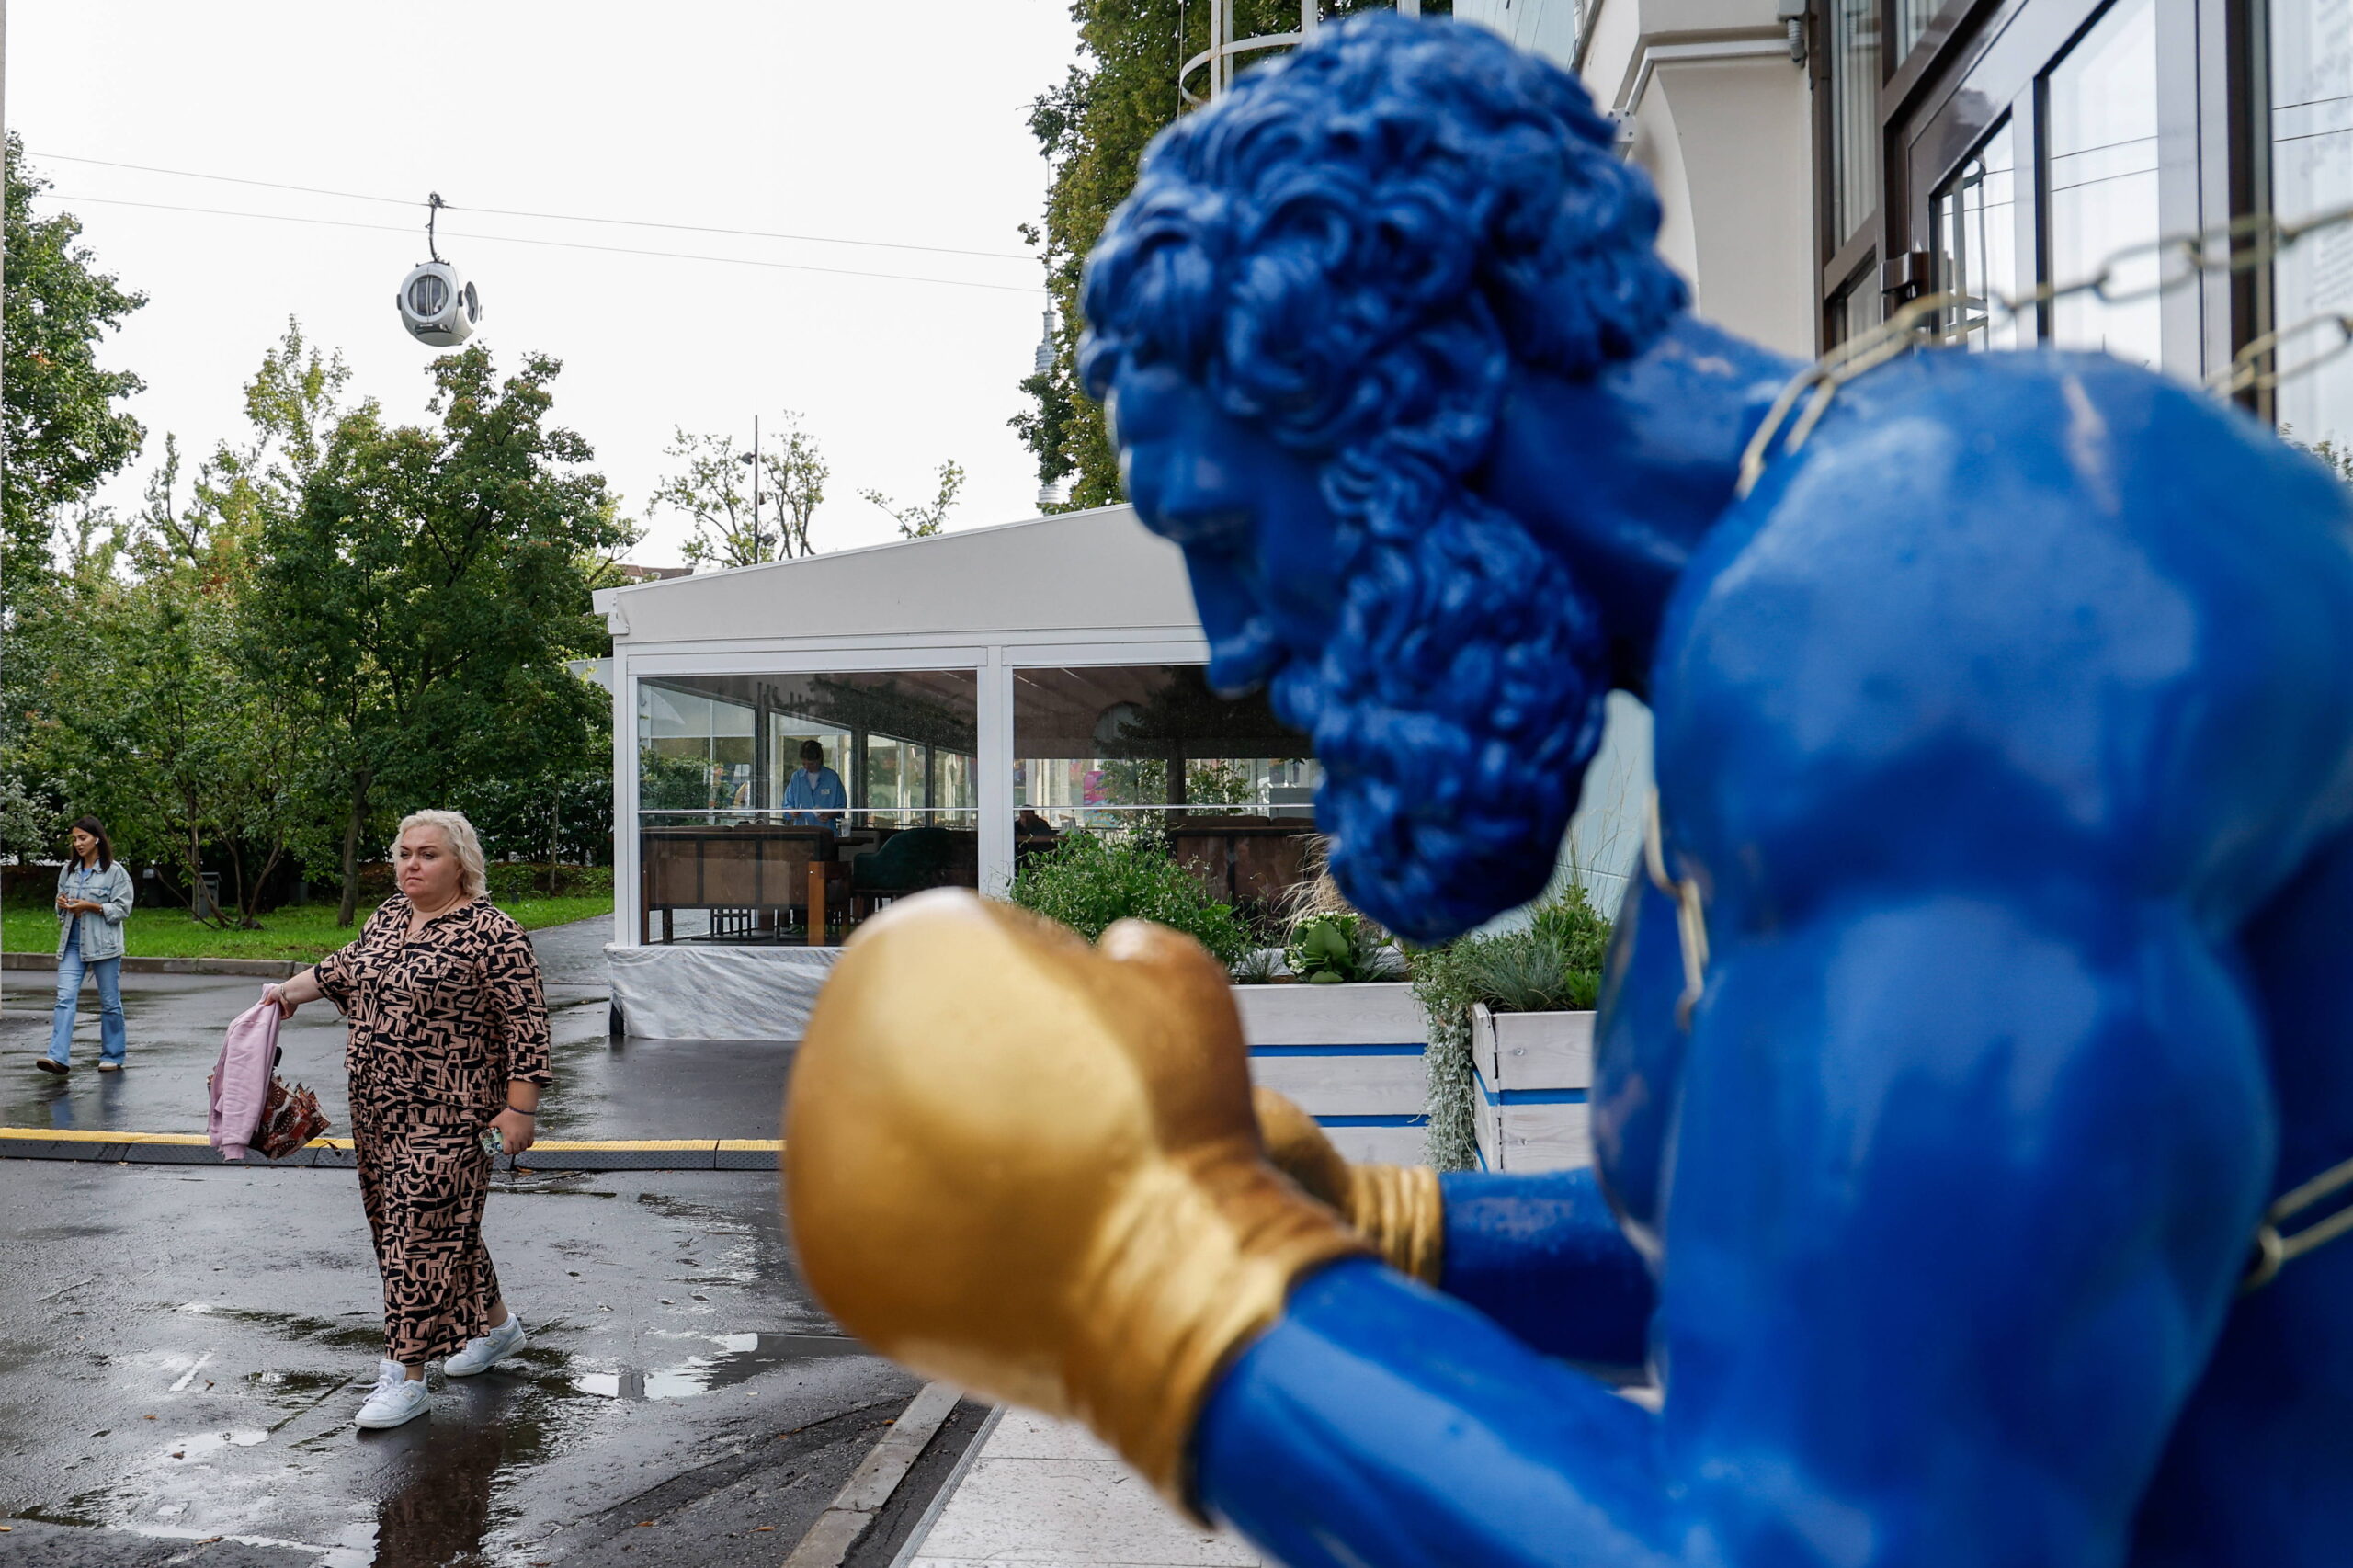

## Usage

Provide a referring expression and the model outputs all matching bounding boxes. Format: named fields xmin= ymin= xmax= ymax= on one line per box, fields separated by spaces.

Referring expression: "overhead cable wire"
xmin=28 ymin=150 xmax=1035 ymax=262
xmin=45 ymin=193 xmax=1045 ymax=296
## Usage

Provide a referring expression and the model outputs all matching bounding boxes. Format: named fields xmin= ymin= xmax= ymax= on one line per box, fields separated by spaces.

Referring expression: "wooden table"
xmin=640 ymin=825 xmax=838 ymax=943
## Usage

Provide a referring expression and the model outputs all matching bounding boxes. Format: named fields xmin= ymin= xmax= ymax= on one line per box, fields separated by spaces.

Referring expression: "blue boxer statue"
xmin=785 ymin=14 xmax=2353 ymax=1566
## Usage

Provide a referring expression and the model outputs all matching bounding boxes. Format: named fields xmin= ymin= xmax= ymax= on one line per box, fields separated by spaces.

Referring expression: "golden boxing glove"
xmin=782 ymin=892 xmax=1369 ymax=1509
xmin=1251 ymin=1086 xmax=1445 ymax=1285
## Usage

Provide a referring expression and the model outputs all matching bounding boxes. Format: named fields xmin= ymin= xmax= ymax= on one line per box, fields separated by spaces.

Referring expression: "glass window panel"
xmin=2047 ymin=0 xmax=2162 ymax=366
xmin=1894 ymin=0 xmax=1945 ymax=60
xmin=1835 ymin=272 xmax=1885 ymax=347
xmin=1830 ymin=0 xmax=1882 ymax=244
xmin=1934 ymin=119 xmax=2021 ymax=349
xmin=2270 ymin=0 xmax=2353 ymax=450
xmin=635 ymin=669 xmax=978 ymax=946
xmin=1011 ymin=665 xmax=1320 ymax=917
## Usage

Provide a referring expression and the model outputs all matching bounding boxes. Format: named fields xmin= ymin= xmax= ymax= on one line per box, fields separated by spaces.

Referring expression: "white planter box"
xmin=1233 ymin=983 xmax=1427 ymax=1165
xmin=1471 ymin=1004 xmax=1594 ymax=1173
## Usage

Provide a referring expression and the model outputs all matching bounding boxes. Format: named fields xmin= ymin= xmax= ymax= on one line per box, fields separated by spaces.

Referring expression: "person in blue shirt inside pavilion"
xmin=780 ymin=740 xmax=846 ymax=829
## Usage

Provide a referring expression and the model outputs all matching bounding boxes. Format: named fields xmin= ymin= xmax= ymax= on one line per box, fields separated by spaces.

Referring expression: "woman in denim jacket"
xmin=39 ymin=816 xmax=134 ymax=1074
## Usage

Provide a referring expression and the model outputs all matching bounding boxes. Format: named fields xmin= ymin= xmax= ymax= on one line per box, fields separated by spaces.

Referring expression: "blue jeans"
xmin=50 ymin=940 xmax=127 ymax=1066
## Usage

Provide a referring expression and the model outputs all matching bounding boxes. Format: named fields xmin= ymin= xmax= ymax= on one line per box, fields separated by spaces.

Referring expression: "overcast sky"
xmin=9 ymin=0 xmax=1085 ymax=565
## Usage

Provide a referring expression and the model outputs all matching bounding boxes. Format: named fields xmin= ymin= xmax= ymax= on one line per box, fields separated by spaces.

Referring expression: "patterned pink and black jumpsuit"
xmin=313 ymin=894 xmax=553 ymax=1364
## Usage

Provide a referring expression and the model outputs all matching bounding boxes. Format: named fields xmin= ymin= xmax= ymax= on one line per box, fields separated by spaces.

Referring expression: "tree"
xmin=655 ymin=413 xmax=830 ymax=568
xmin=3 ymin=138 xmax=147 ymax=863
xmin=39 ymin=557 xmax=306 ymax=927
xmin=28 ymin=331 xmax=346 ymax=926
xmin=246 ymin=346 xmax=631 ymax=924
xmin=2 ymin=136 xmax=146 ymax=580
xmin=1015 ymin=3 xmax=1441 ymax=508
xmin=178 ymin=320 xmax=355 ymax=570
xmin=860 ymin=459 xmax=966 ymax=539
xmin=764 ymin=411 xmax=829 ymax=559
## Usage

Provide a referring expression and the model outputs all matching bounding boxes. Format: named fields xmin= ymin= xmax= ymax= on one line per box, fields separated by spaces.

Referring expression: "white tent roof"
xmin=595 ymin=505 xmax=1201 ymax=647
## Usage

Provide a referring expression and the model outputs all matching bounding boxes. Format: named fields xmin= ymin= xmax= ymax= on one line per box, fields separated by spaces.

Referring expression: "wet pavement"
xmin=0 ymin=1163 xmax=987 ymax=1567
xmin=0 ymin=921 xmax=794 ymax=1143
xmin=0 ymin=922 xmax=981 ymax=1566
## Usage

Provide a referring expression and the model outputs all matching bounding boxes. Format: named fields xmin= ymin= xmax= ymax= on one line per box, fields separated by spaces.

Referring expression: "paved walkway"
xmin=904 ymin=1411 xmax=1260 ymax=1568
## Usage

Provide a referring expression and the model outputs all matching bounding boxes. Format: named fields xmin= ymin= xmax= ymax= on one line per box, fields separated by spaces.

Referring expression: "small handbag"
xmin=253 ymin=1074 xmax=330 ymax=1160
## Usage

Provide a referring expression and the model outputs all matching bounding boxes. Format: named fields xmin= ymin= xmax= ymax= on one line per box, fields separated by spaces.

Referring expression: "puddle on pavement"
xmin=573 ymin=1331 xmax=864 ymax=1400
xmin=165 ymin=1429 xmax=270 ymax=1458
xmin=24 ymin=1357 xmax=596 ymax=1568
xmin=176 ymin=1303 xmax=385 ymax=1350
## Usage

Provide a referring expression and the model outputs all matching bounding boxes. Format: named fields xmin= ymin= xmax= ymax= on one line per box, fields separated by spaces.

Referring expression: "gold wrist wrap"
xmin=784 ymin=894 xmax=1369 ymax=1517
xmin=1252 ymin=1086 xmax=1447 ymax=1284
xmin=1074 ymin=1143 xmax=1370 ymax=1505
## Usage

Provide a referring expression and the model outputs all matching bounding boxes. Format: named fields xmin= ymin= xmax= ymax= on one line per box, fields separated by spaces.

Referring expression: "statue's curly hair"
xmin=1079 ymin=11 xmax=1686 ymax=460
xmin=1078 ymin=16 xmax=1679 ymax=940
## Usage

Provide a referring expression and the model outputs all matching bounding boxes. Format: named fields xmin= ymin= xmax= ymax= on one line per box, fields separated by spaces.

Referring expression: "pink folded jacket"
xmin=210 ymin=994 xmax=280 ymax=1161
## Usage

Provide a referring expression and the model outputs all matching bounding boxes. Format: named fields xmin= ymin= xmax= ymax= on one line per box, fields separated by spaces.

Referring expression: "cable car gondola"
xmin=396 ymin=192 xmax=483 ymax=347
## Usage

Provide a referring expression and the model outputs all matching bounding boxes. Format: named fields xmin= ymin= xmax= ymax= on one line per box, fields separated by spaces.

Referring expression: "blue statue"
xmin=783 ymin=14 xmax=2353 ymax=1567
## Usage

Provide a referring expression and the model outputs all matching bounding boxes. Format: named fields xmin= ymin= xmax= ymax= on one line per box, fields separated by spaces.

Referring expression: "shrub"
xmin=1411 ymin=884 xmax=1612 ymax=1169
xmin=1006 ymin=828 xmax=1252 ymax=968
xmin=1230 ymin=946 xmax=1283 ymax=984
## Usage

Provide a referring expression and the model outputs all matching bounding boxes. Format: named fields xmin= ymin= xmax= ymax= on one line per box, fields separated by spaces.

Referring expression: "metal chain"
xmin=2244 ymin=1153 xmax=2353 ymax=1291
xmin=1642 ymin=790 xmax=1710 ymax=1032
xmin=1714 ymin=210 xmax=2353 ymax=1283
xmin=1738 ymin=199 xmax=2353 ymax=496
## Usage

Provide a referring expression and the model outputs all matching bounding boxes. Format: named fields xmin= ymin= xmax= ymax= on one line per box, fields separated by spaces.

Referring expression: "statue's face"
xmin=1108 ymin=360 xmax=1344 ymax=698
xmin=1108 ymin=354 xmax=1608 ymax=941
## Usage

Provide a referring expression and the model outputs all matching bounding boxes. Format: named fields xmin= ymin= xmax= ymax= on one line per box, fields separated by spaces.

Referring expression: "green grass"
xmin=6 ymin=895 xmax=614 ymax=964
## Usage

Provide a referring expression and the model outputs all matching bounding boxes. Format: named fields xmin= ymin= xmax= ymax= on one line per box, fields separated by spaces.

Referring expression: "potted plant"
xmin=1413 ymin=889 xmax=1610 ymax=1173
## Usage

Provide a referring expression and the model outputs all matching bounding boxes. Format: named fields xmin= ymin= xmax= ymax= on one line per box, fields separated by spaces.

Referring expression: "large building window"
xmin=2047 ymin=0 xmax=2163 ymax=367
xmin=635 ymin=669 xmax=978 ymax=944
xmin=1935 ymin=119 xmax=2021 ymax=349
xmin=2270 ymin=0 xmax=2353 ymax=449
xmin=1894 ymin=0 xmax=1945 ymax=58
xmin=1829 ymin=0 xmax=1882 ymax=248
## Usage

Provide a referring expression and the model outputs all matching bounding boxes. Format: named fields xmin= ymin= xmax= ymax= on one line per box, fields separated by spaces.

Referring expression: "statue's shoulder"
xmin=1653 ymin=347 xmax=2353 ymax=906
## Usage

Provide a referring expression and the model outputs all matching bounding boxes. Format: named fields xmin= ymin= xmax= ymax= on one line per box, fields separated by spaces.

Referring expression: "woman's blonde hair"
xmin=393 ymin=810 xmax=488 ymax=900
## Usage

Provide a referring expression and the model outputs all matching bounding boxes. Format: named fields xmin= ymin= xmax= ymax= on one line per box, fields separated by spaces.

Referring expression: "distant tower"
xmin=1033 ymin=305 xmax=1070 ymax=509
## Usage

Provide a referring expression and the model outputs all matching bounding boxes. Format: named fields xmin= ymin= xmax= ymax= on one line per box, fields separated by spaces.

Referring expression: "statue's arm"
xmin=1196 ymin=890 xmax=2273 ymax=1568
xmin=1438 ymin=1167 xmax=1654 ymax=1368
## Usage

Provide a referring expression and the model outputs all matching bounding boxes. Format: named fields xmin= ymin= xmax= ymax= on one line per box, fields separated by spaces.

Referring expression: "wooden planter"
xmin=1472 ymin=1004 xmax=1595 ymax=1172
xmin=1232 ymin=983 xmax=1428 ymax=1165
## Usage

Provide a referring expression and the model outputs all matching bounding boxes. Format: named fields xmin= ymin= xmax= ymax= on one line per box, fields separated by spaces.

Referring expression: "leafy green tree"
xmin=860 ymin=459 xmax=965 ymax=539
xmin=2 ymin=136 xmax=146 ymax=579
xmin=172 ymin=320 xmax=354 ymax=570
xmin=1016 ymin=3 xmax=1441 ymax=507
xmin=30 ymin=335 xmax=340 ymax=926
xmin=766 ymin=413 xmax=829 ymax=558
xmin=40 ymin=557 xmax=305 ymax=926
xmin=655 ymin=413 xmax=829 ymax=567
xmin=247 ymin=346 xmax=632 ymax=924
xmin=2 ymin=139 xmax=147 ymax=861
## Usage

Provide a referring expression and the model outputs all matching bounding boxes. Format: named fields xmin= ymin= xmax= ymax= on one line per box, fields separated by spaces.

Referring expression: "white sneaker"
xmin=443 ymin=1313 xmax=527 ymax=1377
xmin=355 ymin=1360 xmax=430 ymax=1428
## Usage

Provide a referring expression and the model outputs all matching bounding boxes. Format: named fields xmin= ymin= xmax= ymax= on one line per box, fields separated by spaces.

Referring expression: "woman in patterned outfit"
xmin=267 ymin=810 xmax=552 ymax=1430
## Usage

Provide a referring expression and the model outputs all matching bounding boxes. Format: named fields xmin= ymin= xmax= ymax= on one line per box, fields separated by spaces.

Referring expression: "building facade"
xmin=1817 ymin=0 xmax=2353 ymax=458
xmin=1464 ymin=0 xmax=2351 ymax=453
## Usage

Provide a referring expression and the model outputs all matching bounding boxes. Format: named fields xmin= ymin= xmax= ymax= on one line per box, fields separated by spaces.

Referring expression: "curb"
xmin=3 ymin=953 xmax=308 ymax=978
xmin=0 ymin=1129 xmax=781 ymax=1171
